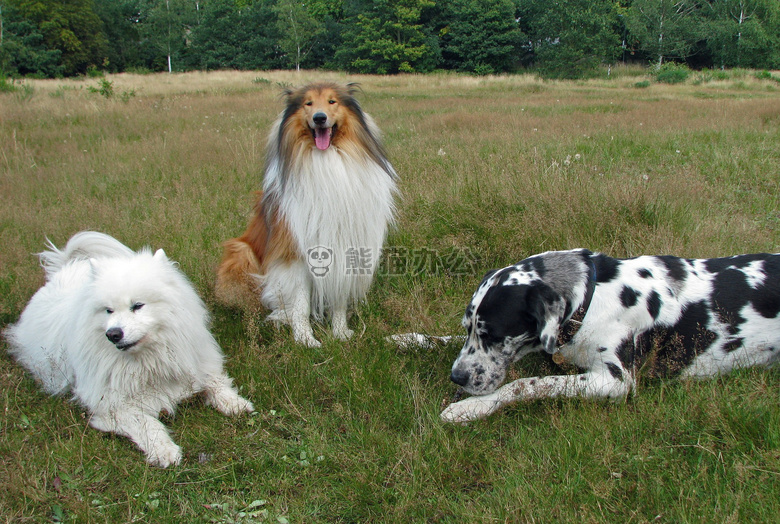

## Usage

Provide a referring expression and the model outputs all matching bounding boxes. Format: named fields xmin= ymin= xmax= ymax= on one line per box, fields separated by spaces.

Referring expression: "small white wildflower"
xmin=437 ymin=148 xmax=446 ymax=156
xmin=564 ymin=155 xmax=572 ymax=166
xmin=574 ymin=153 xmax=581 ymax=160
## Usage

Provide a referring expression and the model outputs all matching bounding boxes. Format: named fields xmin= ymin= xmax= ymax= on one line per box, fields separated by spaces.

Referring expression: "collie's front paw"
xmin=295 ymin=332 xmax=322 ymax=348
xmin=333 ymin=326 xmax=354 ymax=341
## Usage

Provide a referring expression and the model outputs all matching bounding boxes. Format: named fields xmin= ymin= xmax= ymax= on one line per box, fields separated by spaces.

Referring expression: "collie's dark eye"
xmin=328 ymin=99 xmax=336 ymax=104
xmin=131 ymin=302 xmax=145 ymax=312
xmin=305 ymin=101 xmax=313 ymax=106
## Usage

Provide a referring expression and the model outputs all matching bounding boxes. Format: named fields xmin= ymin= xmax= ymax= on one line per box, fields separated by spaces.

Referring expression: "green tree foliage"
xmin=439 ymin=0 xmax=527 ymax=75
xmin=138 ymin=0 xmax=197 ymax=72
xmin=0 ymin=4 xmax=64 ymax=76
xmin=3 ymin=0 xmax=780 ymax=78
xmin=702 ymin=0 xmax=780 ymax=69
xmin=519 ymin=0 xmax=621 ymax=79
xmin=625 ymin=0 xmax=704 ymax=68
xmin=187 ymin=0 xmax=284 ymax=70
xmin=4 ymin=0 xmax=107 ymax=75
xmin=335 ymin=0 xmax=439 ymax=74
xmin=273 ymin=0 xmax=319 ymax=70
xmin=93 ymin=0 xmax=144 ymax=73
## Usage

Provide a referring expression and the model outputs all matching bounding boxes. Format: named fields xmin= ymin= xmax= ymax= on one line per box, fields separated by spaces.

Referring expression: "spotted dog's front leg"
xmin=440 ymin=370 xmax=631 ymax=423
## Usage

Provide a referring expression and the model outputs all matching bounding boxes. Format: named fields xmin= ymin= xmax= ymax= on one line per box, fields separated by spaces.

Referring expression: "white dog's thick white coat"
xmin=4 ymin=232 xmax=254 ymax=467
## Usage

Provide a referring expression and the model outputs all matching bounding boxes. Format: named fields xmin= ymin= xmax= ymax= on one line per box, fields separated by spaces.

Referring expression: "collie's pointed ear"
xmin=345 ymin=82 xmax=362 ymax=96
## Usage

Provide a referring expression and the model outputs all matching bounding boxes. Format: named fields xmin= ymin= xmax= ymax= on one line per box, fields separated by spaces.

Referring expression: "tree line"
xmin=1 ymin=0 xmax=779 ymax=79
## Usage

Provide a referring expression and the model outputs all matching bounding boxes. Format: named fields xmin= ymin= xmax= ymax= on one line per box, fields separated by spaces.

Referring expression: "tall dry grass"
xmin=1 ymin=70 xmax=779 ymax=522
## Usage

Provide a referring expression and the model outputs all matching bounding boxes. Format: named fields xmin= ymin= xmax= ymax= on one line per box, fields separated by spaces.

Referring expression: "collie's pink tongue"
xmin=314 ymin=127 xmax=332 ymax=150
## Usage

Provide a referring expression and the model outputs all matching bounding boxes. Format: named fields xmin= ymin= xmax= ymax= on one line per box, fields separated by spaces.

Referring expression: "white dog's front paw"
xmin=146 ymin=441 xmax=182 ymax=468
xmin=440 ymin=396 xmax=501 ymax=423
xmin=221 ymin=396 xmax=254 ymax=416
xmin=214 ymin=392 xmax=255 ymax=416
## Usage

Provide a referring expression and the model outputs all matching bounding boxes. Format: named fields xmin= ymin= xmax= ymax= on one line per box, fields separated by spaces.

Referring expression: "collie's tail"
xmin=215 ymin=238 xmax=263 ymax=309
xmin=39 ymin=231 xmax=136 ymax=279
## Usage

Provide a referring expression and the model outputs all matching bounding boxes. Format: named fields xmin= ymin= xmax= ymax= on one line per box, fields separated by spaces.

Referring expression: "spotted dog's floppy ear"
xmin=528 ymin=283 xmax=567 ymax=355
xmin=479 ymin=268 xmax=499 ymax=284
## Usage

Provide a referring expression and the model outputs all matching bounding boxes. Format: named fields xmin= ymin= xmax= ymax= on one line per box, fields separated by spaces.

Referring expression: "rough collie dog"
xmin=216 ymin=83 xmax=398 ymax=347
xmin=4 ymin=232 xmax=254 ymax=467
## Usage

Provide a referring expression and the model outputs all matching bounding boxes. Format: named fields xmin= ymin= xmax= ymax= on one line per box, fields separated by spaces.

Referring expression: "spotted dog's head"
xmin=450 ymin=249 xmax=595 ymax=395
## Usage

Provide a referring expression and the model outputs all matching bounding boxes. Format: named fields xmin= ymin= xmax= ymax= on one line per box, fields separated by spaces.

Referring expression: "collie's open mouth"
xmin=312 ymin=125 xmax=335 ymax=150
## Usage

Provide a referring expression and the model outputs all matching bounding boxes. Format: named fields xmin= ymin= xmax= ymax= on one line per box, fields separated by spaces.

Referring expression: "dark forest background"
xmin=1 ymin=0 xmax=779 ymax=79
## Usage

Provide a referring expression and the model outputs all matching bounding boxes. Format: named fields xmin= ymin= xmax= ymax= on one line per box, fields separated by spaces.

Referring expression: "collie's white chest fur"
xmin=268 ymin=147 xmax=396 ymax=315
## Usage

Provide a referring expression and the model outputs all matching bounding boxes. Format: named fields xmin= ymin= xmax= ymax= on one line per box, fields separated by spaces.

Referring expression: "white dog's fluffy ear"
xmin=88 ymin=258 xmax=101 ymax=277
xmin=153 ymin=249 xmax=167 ymax=261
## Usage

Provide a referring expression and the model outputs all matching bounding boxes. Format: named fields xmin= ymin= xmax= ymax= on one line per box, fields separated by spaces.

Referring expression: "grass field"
xmin=1 ymin=68 xmax=779 ymax=522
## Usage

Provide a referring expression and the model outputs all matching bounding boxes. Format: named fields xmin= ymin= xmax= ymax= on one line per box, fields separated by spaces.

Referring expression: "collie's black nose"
xmin=106 ymin=327 xmax=124 ymax=344
xmin=450 ymin=368 xmax=470 ymax=386
xmin=313 ymin=112 xmax=327 ymax=126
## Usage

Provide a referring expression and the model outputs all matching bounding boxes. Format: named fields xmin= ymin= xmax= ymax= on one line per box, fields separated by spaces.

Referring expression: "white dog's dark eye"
xmin=131 ymin=302 xmax=145 ymax=312
xmin=106 ymin=308 xmax=114 ymax=314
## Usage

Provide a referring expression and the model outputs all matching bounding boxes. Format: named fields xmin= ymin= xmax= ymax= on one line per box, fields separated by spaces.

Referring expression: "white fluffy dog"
xmin=4 ymin=231 xmax=254 ymax=467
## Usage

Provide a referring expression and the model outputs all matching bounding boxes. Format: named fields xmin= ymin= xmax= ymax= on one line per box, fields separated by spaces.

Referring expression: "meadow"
xmin=1 ymin=68 xmax=779 ymax=522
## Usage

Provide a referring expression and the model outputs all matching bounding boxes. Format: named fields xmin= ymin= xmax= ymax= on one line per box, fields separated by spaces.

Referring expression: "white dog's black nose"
xmin=313 ymin=112 xmax=327 ymax=126
xmin=450 ymin=368 xmax=470 ymax=386
xmin=106 ymin=327 xmax=124 ymax=344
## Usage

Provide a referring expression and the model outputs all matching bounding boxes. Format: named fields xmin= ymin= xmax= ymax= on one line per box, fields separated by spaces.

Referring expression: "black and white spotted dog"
xmin=440 ymin=248 xmax=780 ymax=422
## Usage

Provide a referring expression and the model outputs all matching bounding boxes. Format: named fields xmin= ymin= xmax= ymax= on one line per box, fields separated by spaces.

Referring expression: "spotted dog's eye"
xmin=131 ymin=302 xmax=145 ymax=312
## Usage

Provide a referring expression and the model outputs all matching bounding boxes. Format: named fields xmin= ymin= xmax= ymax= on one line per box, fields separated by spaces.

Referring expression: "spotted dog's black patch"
xmin=646 ymin=290 xmax=662 ymax=320
xmin=620 ymin=286 xmax=640 ymax=308
xmin=592 ymin=253 xmax=620 ymax=283
xmin=657 ymin=255 xmax=688 ymax=282
xmin=476 ymin=284 xmax=540 ymax=345
xmin=606 ymin=362 xmax=623 ymax=382
xmin=519 ymin=256 xmax=546 ymax=278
